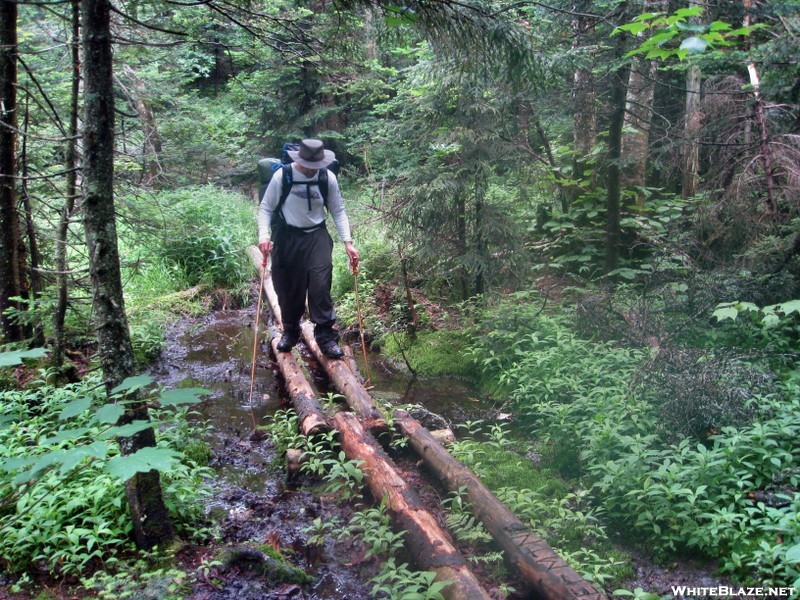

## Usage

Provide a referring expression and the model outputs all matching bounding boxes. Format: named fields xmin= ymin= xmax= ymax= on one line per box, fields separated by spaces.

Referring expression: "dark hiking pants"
xmin=271 ymin=226 xmax=337 ymax=345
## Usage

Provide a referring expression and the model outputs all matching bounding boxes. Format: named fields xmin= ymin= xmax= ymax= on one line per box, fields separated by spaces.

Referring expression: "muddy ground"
xmin=147 ymin=300 xmax=520 ymax=599
xmin=1 ymin=291 xmax=741 ymax=599
xmin=145 ymin=297 xmax=739 ymax=600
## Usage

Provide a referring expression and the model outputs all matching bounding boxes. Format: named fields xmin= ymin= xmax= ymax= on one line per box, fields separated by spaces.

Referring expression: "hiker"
xmin=257 ymin=139 xmax=359 ymax=359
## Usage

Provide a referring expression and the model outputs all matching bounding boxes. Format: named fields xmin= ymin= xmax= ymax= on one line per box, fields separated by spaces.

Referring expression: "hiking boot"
xmin=276 ymin=333 xmax=298 ymax=352
xmin=320 ymin=341 xmax=344 ymax=359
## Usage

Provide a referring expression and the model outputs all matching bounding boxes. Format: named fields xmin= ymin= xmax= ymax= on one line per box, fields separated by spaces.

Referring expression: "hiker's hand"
xmin=258 ymin=239 xmax=272 ymax=260
xmin=345 ymin=241 xmax=360 ymax=272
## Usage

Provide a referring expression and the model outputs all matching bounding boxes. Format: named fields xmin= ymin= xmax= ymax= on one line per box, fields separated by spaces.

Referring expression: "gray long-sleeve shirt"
xmin=257 ymin=165 xmax=352 ymax=243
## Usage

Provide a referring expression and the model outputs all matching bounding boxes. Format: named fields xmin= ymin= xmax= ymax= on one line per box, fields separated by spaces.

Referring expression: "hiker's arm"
xmin=326 ymin=174 xmax=352 ymax=244
xmin=257 ymin=171 xmax=282 ymax=257
xmin=345 ymin=241 xmax=360 ymax=270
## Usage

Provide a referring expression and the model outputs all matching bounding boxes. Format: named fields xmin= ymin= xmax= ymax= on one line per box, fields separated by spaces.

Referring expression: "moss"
xmin=453 ymin=440 xmax=634 ymax=589
xmin=218 ymin=545 xmax=313 ymax=586
xmin=381 ymin=330 xmax=475 ymax=378
xmin=468 ymin=445 xmax=567 ymax=496
xmin=183 ymin=441 xmax=212 ymax=467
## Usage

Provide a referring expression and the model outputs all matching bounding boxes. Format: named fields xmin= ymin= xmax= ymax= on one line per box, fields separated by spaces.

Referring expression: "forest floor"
xmin=0 ymin=287 xmax=739 ymax=599
xmin=141 ymin=289 xmax=738 ymax=599
xmin=145 ymin=297 xmax=524 ymax=599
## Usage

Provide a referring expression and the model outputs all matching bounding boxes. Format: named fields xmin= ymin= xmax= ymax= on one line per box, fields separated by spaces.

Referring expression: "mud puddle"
xmin=148 ymin=295 xmax=735 ymax=599
xmin=148 ymin=294 xmax=502 ymax=599
xmin=149 ymin=307 xmax=375 ymax=599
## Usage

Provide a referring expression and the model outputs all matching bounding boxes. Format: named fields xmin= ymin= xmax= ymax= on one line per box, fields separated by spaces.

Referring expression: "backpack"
xmin=256 ymin=141 xmax=340 ymax=218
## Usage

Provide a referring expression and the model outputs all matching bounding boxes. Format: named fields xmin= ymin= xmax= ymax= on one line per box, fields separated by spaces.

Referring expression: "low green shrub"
xmin=81 ymin=553 xmax=190 ymax=600
xmin=448 ymin=421 xmax=632 ymax=588
xmin=0 ymin=374 xmax=213 ymax=577
xmin=467 ymin=295 xmax=800 ymax=587
xmin=141 ymin=186 xmax=254 ymax=296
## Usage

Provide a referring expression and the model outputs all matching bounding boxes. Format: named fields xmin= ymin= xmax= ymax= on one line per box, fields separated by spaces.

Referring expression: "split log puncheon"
xmin=334 ymin=410 xmax=493 ymax=600
xmin=394 ymin=409 xmax=607 ymax=600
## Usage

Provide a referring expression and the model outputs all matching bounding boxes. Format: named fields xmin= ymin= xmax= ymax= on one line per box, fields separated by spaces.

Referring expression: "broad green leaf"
xmin=675 ymin=21 xmax=707 ymax=34
xmin=110 ymin=375 xmax=154 ymax=395
xmin=157 ymin=387 xmax=211 ymax=406
xmin=59 ymin=397 xmax=93 ymax=420
xmin=675 ymin=6 xmax=703 ymax=18
xmin=776 ymin=299 xmax=800 ymax=315
xmin=0 ymin=348 xmax=48 ymax=367
xmin=59 ymin=442 xmax=111 ymax=474
xmin=95 ymin=404 xmax=125 ymax=425
xmin=0 ymin=456 xmax=35 ymax=472
xmin=13 ymin=449 xmax=68 ymax=484
xmin=645 ymin=48 xmax=674 ymax=60
xmin=42 ymin=427 xmax=93 ymax=445
xmin=105 ymin=447 xmax=181 ymax=481
xmin=608 ymin=268 xmax=640 ymax=280
xmin=712 ymin=306 xmax=739 ymax=322
xmin=709 ymin=21 xmax=732 ymax=32
xmin=647 ymin=31 xmax=677 ymax=47
xmin=762 ymin=313 xmax=780 ymax=328
xmin=634 ymin=12 xmax=662 ymax=22
xmin=0 ymin=414 xmax=21 ymax=430
xmin=786 ymin=542 xmax=800 ymax=562
xmin=680 ymin=36 xmax=710 ymax=55
xmin=99 ymin=420 xmax=154 ymax=439
xmin=736 ymin=301 xmax=760 ymax=313
xmin=615 ymin=22 xmax=649 ymax=36
xmin=384 ymin=6 xmax=417 ymax=27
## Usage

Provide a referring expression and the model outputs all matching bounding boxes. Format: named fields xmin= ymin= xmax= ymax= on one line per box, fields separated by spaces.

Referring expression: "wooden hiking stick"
xmin=353 ymin=265 xmax=371 ymax=386
xmin=247 ymin=257 xmax=268 ymax=430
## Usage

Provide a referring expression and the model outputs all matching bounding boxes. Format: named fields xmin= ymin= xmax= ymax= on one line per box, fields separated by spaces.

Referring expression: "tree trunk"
xmin=457 ymin=193 xmax=468 ymax=300
xmin=53 ymin=0 xmax=81 ymax=369
xmin=333 ymin=411 xmax=493 ymax=600
xmin=115 ymin=65 xmax=163 ymax=187
xmin=81 ymin=0 xmax=174 ymax=550
xmin=394 ymin=410 xmax=607 ymax=600
xmin=682 ymin=0 xmax=703 ymax=200
xmin=571 ymin=0 xmax=597 ymax=205
xmin=606 ymin=59 xmax=628 ymax=273
xmin=620 ymin=60 xmax=659 ymax=206
xmin=20 ymin=100 xmax=43 ymax=344
xmin=0 ymin=0 xmax=23 ymax=343
xmin=399 ymin=245 xmax=420 ymax=337
xmin=620 ymin=0 xmax=664 ymax=206
xmin=743 ymin=0 xmax=777 ymax=213
xmin=473 ymin=174 xmax=484 ymax=296
xmin=364 ymin=8 xmax=378 ymax=62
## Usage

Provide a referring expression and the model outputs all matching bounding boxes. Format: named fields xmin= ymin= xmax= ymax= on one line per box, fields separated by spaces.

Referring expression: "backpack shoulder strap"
xmin=277 ymin=164 xmax=293 ymax=212
xmin=318 ymin=168 xmax=329 ymax=210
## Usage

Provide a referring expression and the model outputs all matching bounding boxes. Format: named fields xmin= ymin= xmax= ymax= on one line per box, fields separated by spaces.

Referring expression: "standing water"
xmin=147 ymin=296 xmax=496 ymax=598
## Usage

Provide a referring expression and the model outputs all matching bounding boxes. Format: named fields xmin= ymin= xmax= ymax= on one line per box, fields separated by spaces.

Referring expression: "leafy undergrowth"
xmin=0 ymin=371 xmax=213 ymax=585
xmin=448 ymin=421 xmax=634 ymax=590
xmin=468 ymin=289 xmax=800 ymax=590
xmin=267 ymin=407 xmax=463 ymax=599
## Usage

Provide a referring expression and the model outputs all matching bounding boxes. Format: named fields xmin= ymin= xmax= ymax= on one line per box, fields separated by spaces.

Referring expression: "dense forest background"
xmin=1 ymin=0 xmax=799 ymax=597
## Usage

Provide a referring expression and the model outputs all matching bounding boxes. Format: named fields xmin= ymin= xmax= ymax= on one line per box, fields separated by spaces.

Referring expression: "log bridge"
xmin=248 ymin=247 xmax=607 ymax=600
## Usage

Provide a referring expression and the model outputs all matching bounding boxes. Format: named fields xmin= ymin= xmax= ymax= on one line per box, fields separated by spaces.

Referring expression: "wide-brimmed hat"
xmin=288 ymin=139 xmax=336 ymax=169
